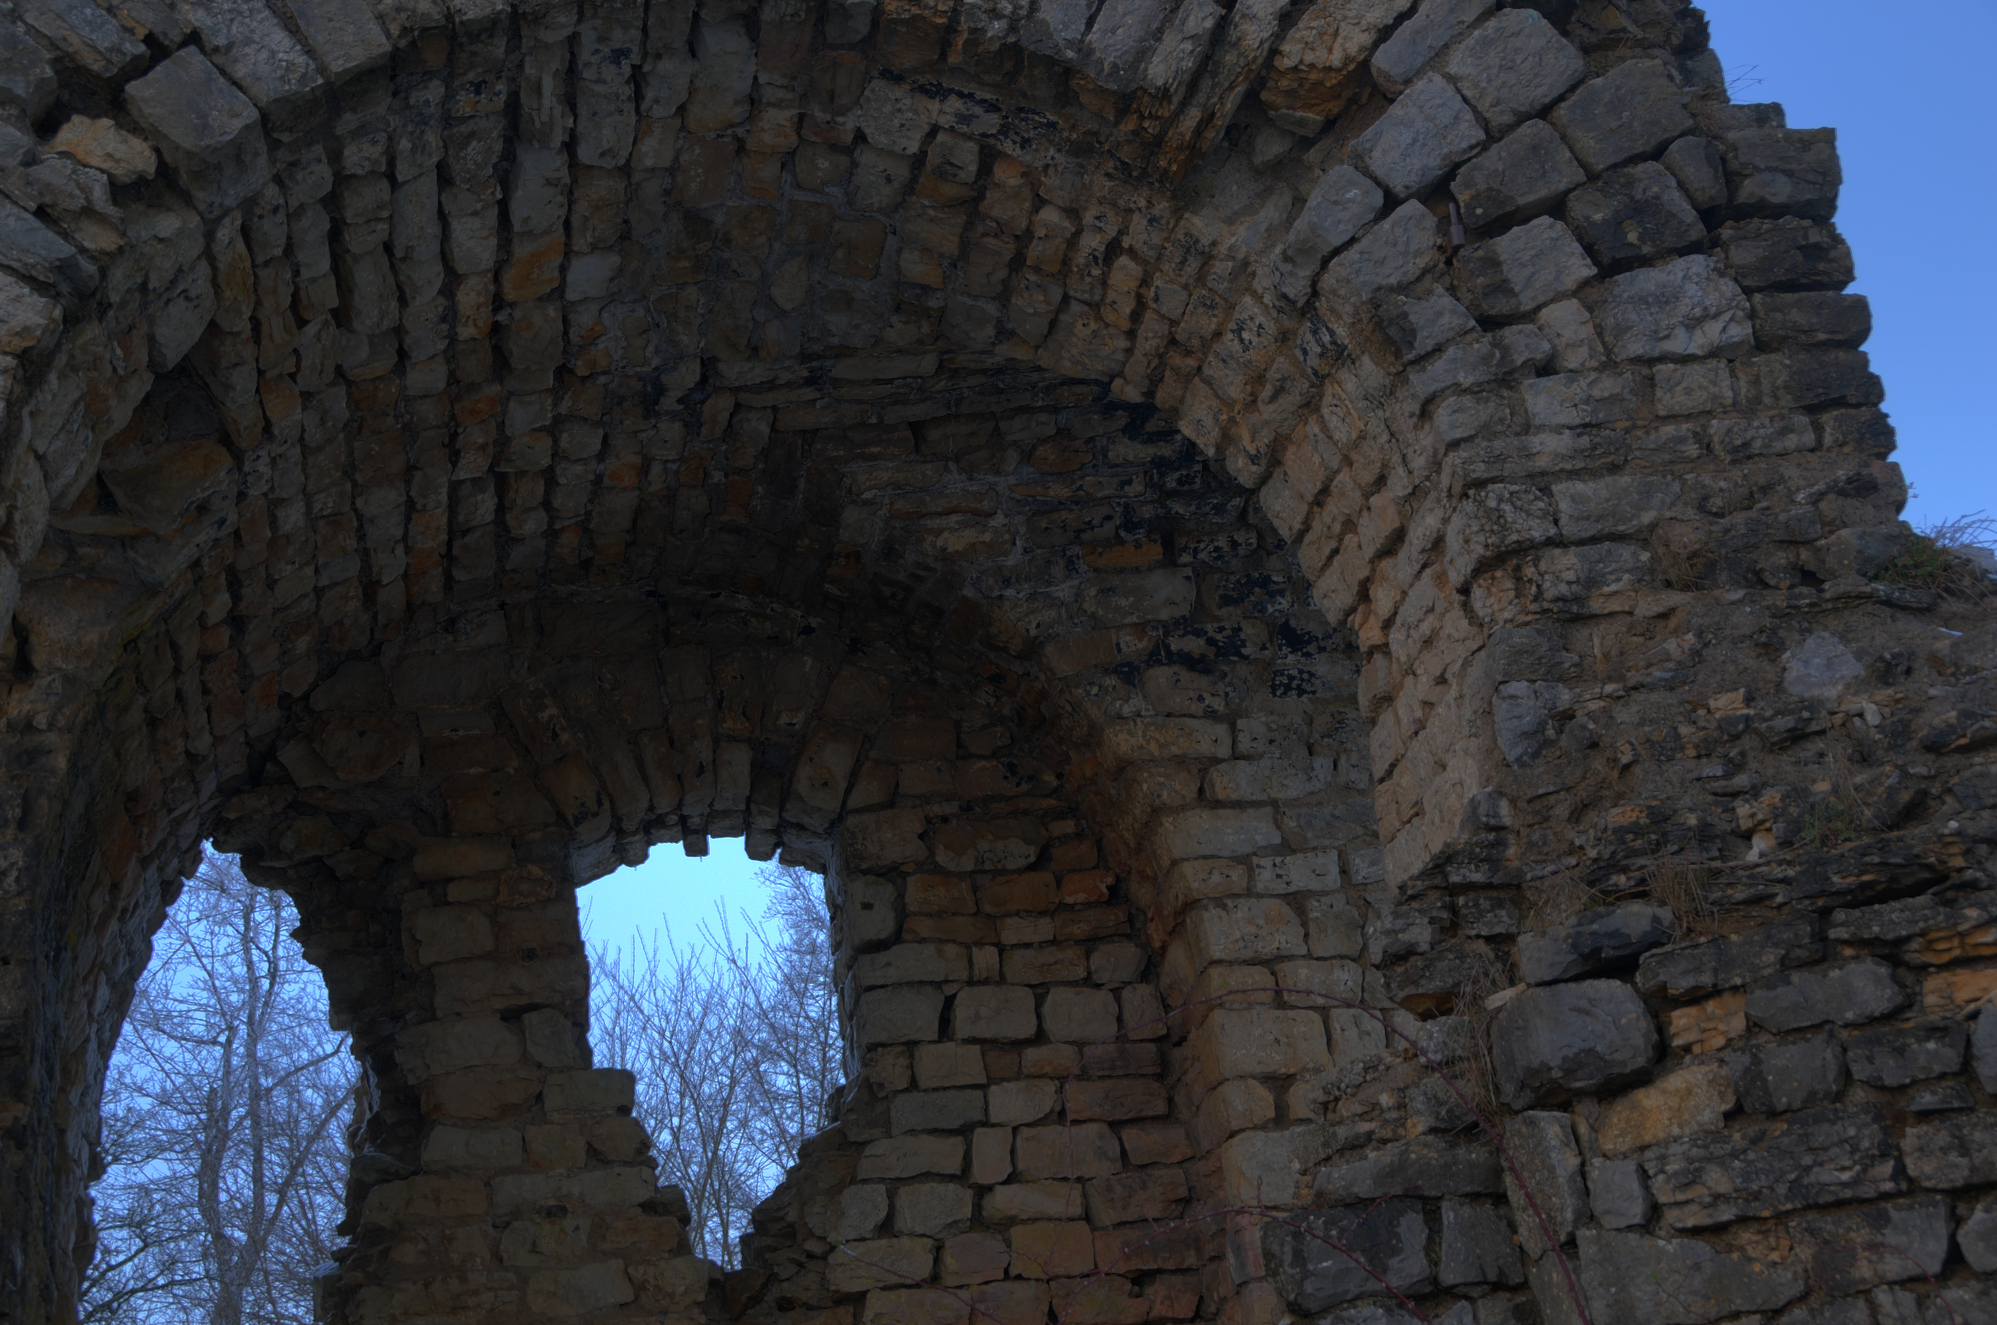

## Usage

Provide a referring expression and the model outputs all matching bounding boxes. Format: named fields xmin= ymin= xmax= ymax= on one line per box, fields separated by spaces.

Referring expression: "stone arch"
xmin=4 ymin=0 xmax=1993 ymax=1324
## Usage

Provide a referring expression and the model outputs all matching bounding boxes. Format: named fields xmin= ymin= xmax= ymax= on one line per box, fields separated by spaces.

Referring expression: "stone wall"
xmin=0 ymin=0 xmax=1991 ymax=1324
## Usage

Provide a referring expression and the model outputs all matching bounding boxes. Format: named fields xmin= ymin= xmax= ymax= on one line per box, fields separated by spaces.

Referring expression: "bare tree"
xmin=83 ymin=853 xmax=352 ymax=1325
xmin=588 ymin=864 xmax=842 ymax=1267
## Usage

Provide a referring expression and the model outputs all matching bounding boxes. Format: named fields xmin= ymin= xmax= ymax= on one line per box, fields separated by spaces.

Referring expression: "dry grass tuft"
xmin=1643 ymin=859 xmax=1719 ymax=940
xmin=1874 ymin=512 xmax=1997 ymax=603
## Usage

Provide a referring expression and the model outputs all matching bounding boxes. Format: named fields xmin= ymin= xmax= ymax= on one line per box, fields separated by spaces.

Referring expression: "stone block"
xmin=1489 ymin=979 xmax=1657 ymax=1109
xmin=1370 ymin=0 xmax=1492 ymax=95
xmin=272 ymin=0 xmax=391 ymax=84
xmin=1009 ymin=1220 xmax=1094 ymax=1278
xmin=1522 ymin=371 xmax=1636 ymax=427
xmin=1439 ymin=1200 xmax=1522 ymax=1286
xmin=829 ymin=1236 xmax=937 ymax=1291
xmin=1270 ymin=165 xmax=1383 ymax=301
xmin=1720 ymin=217 xmax=1855 ymax=291
xmin=1547 ymin=58 xmax=1693 ymax=175
xmin=1723 ymin=1032 xmax=1846 ymax=1113
xmin=1845 ymin=1018 xmax=1968 ymax=1087
xmin=1189 ymin=1008 xmax=1330 ymax=1085
xmin=1151 ymin=807 xmax=1284 ymax=865
xmin=1722 ymin=127 xmax=1841 ymax=220
xmin=1595 ymin=254 xmax=1752 ymax=361
xmin=1595 ymin=1061 xmax=1734 ymax=1157
xmin=1577 ymin=1229 xmax=1805 ymax=1325
xmin=1322 ymin=200 xmax=1439 ymax=301
xmin=1356 ymin=71 xmax=1487 ymax=198
xmin=1563 ymin=162 xmax=1705 ymax=267
xmin=1516 ymin=903 xmax=1676 ymax=985
xmin=22 ymin=0 xmax=147 ymax=82
xmin=1661 ymin=135 xmax=1727 ymax=209
xmin=1901 ymin=1112 xmax=1997 ymax=1189
xmin=1307 ymin=893 xmax=1365 ymax=957
xmin=1312 ymin=1135 xmax=1502 ymax=1198
xmin=860 ymin=1135 xmax=965 ymax=1180
xmin=858 ymin=943 xmax=972 ymax=987
xmin=125 ymin=48 xmax=270 ymax=218
xmin=1653 ymin=359 xmax=1733 ymax=414
xmin=1975 ymin=1007 xmax=1997 ymax=1092
xmin=1744 ymin=958 xmax=1905 ymax=1034
xmin=1502 ymin=1111 xmax=1587 ymax=1256
xmin=1637 ymin=916 xmax=1822 ymax=997
xmin=0 ymin=21 xmax=57 ymax=119
xmin=1443 ymin=9 xmax=1583 ymax=134
xmin=1453 ymin=216 xmax=1595 ymax=318
xmin=1015 ymin=1122 xmax=1120 ymax=1179
xmin=1263 ymin=1198 xmax=1432 ymax=1311
xmin=1552 ymin=475 xmax=1680 ymax=542
xmin=1960 ymin=1197 xmax=1997 ymax=1274
xmin=1085 ymin=1168 xmax=1188 ymax=1224
xmin=1185 ymin=897 xmax=1308 ymax=968
xmin=1794 ymin=1198 xmax=1951 ymax=1294
xmin=896 ymin=1182 xmax=974 ymax=1237
xmin=988 ymin=1079 xmax=1057 ymax=1126
xmin=856 ymin=985 xmax=946 ymax=1046
xmin=1643 ymin=1104 xmax=1905 ymax=1228
xmin=1255 ymin=849 xmax=1339 ymax=893
xmin=1750 ymin=292 xmax=1871 ymax=348
xmin=179 ymin=0 xmax=327 ymax=127
xmin=1585 ymin=1157 xmax=1650 ymax=1229
xmin=1041 ymin=986 xmax=1119 ymax=1043
xmin=891 ymin=1089 xmax=987 ymax=1135
xmin=952 ymin=985 xmax=1037 ymax=1041
xmin=1377 ymin=290 xmax=1478 ymax=360
xmin=1451 ymin=120 xmax=1587 ymax=231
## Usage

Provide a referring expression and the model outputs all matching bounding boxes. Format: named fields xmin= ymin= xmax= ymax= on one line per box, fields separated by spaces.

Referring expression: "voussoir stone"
xmin=1442 ymin=8 xmax=1583 ymax=134
xmin=1453 ymin=216 xmax=1596 ymax=319
xmin=1563 ymin=161 xmax=1706 ymax=266
xmin=1451 ymin=119 xmax=1587 ymax=230
xmin=125 ymin=47 xmax=271 ymax=218
xmin=1547 ymin=58 xmax=1694 ymax=175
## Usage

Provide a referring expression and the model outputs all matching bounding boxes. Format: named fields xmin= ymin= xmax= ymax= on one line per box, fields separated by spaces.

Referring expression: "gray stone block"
xmin=1585 ymin=1157 xmax=1650 ymax=1229
xmin=1535 ymin=298 xmax=1604 ymax=371
xmin=1272 ymin=165 xmax=1383 ymax=302
xmin=1721 ymin=218 xmax=1855 ymax=291
xmin=1547 ymin=58 xmax=1694 ymax=175
xmin=180 ymin=0 xmax=328 ymax=127
xmin=1410 ymin=337 xmax=1501 ymax=403
xmin=1960 ymin=1197 xmax=1997 ymax=1273
xmin=1746 ymin=958 xmax=1905 ymax=1034
xmin=1521 ymin=370 xmax=1636 ymax=428
xmin=1502 ymin=1111 xmax=1588 ymax=1256
xmin=125 ymin=47 xmax=272 ymax=219
xmin=1378 ymin=290 xmax=1478 ymax=359
xmin=1643 ymin=1104 xmax=1906 ymax=1229
xmin=1661 ymin=135 xmax=1727 ymax=209
xmin=1751 ymin=292 xmax=1871 ymax=349
xmin=1794 ymin=1197 xmax=1952 ymax=1294
xmin=1722 ymin=127 xmax=1841 ymax=221
xmin=1354 ymin=72 xmax=1486 ymax=199
xmin=1844 ymin=1018 xmax=1968 ymax=1087
xmin=1975 ymin=1007 xmax=1997 ymax=1093
xmin=1264 ymin=1198 xmax=1432 ymax=1311
xmin=1902 ymin=1112 xmax=1997 ymax=1189
xmin=19 ymin=0 xmax=148 ymax=82
xmin=1490 ymin=979 xmax=1657 ymax=1110
xmin=0 ymin=20 xmax=57 ymax=119
xmin=1517 ymin=902 xmax=1677 ymax=984
xmin=0 ymin=199 xmax=98 ymax=302
xmin=1439 ymin=1199 xmax=1523 ymax=1286
xmin=1443 ymin=9 xmax=1583 ymax=134
xmin=1724 ymin=1032 xmax=1846 ymax=1113
xmin=1370 ymin=0 xmax=1493 ymax=95
xmin=1322 ymin=200 xmax=1440 ymax=301
xmin=1452 ymin=119 xmax=1588 ymax=230
xmin=1737 ymin=346 xmax=1884 ymax=409
xmin=1454 ymin=216 xmax=1595 ymax=318
xmin=1595 ymin=254 xmax=1752 ymax=362
xmin=1563 ymin=162 xmax=1705 ymax=267
xmin=1579 ymin=1228 xmax=1806 ymax=1324
xmin=272 ymin=0 xmax=392 ymax=84
xmin=1312 ymin=1135 xmax=1503 ymax=1199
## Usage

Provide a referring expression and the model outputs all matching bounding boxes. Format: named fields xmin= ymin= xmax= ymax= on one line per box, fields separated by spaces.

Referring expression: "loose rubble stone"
xmin=1794 ymin=1198 xmax=1952 ymax=1293
xmin=1263 ymin=1198 xmax=1432 ymax=1311
xmin=1578 ymin=1229 xmax=1806 ymax=1324
xmin=1439 ymin=1200 xmax=1523 ymax=1287
xmin=1901 ymin=1112 xmax=1997 ymax=1189
xmin=1312 ymin=1135 xmax=1503 ymax=1199
xmin=1638 ymin=917 xmax=1824 ymax=998
xmin=1515 ymin=903 xmax=1676 ymax=984
xmin=1594 ymin=1061 xmax=1734 ymax=1157
xmin=1584 ymin=1157 xmax=1650 ymax=1229
xmin=1960 ymin=1197 xmax=1997 ymax=1274
xmin=1501 ymin=1111 xmax=1588 ymax=1256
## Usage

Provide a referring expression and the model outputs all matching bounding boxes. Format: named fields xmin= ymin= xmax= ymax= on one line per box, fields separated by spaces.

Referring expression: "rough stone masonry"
xmin=0 ymin=0 xmax=1992 ymax=1324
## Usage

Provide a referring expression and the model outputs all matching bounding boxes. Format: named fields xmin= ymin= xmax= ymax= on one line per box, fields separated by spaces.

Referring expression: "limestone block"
xmin=1903 ymin=1112 xmax=1997 ymax=1188
xmin=1255 ymin=849 xmax=1339 ymax=893
xmin=856 ymin=984 xmax=945 ymax=1046
xmin=0 ymin=21 xmax=57 ymax=118
xmin=1721 ymin=127 xmax=1841 ymax=221
xmin=1451 ymin=120 xmax=1586 ymax=233
xmin=1264 ymin=1197 xmax=1431 ymax=1310
xmin=857 ymin=942 xmax=972 ymax=987
xmin=1578 ymin=1229 xmax=1804 ymax=1324
xmin=860 ymin=1134 xmax=965 ymax=1180
xmin=1453 ymin=216 xmax=1594 ymax=318
xmin=1547 ymin=58 xmax=1693 ymax=175
xmin=932 ymin=818 xmax=1045 ymax=871
xmin=1661 ymin=135 xmax=1727 ymax=209
xmin=1009 ymin=1219 xmax=1093 ymax=1278
xmin=1151 ymin=807 xmax=1284 ymax=865
xmin=1369 ymin=0 xmax=1490 ymax=95
xmin=1720 ymin=216 xmax=1854 ymax=292
xmin=527 ymin=1262 xmax=636 ymax=1316
xmin=1444 ymin=483 xmax=1559 ymax=582
xmin=1041 ymin=986 xmax=1118 ymax=1042
xmin=828 ymin=1236 xmax=937 ymax=1291
xmin=1793 ymin=1198 xmax=1951 ymax=1294
xmin=179 ymin=0 xmax=327 ymax=126
xmin=1189 ymin=1008 xmax=1330 ymax=1083
xmin=1315 ymin=1135 xmax=1502 ymax=1199
xmin=1185 ymin=898 xmax=1308 ymax=968
xmin=358 ymin=1174 xmax=488 ymax=1228
xmin=1015 ymin=1122 xmax=1120 ymax=1179
xmin=51 ymin=116 xmax=156 ymax=185
xmin=1260 ymin=0 xmax=1412 ymax=128
xmin=1596 ymin=254 xmax=1752 ymax=361
xmin=1844 ymin=1018 xmax=1968 ymax=1087
xmin=1961 ymin=1197 xmax=1997 ymax=1273
xmin=685 ymin=17 xmax=755 ymax=133
xmin=952 ymin=985 xmax=1036 ymax=1041
xmin=1217 ymin=1126 xmax=1324 ymax=1207
xmin=1595 ymin=1060 xmax=1733 ymax=1157
xmin=271 ymin=0 xmax=391 ymax=84
xmin=1975 ymin=1006 xmax=1997 ymax=1093
xmin=1750 ymin=292 xmax=1871 ymax=348
xmin=1376 ymin=290 xmax=1477 ymax=360
xmin=1352 ymin=72 xmax=1485 ymax=199
xmin=1584 ymin=1158 xmax=1650 ymax=1230
xmin=1443 ymin=9 xmax=1582 ymax=134
xmin=21 ymin=0 xmax=148 ymax=82
xmin=1722 ymin=1031 xmax=1844 ymax=1112
xmin=394 ymin=1014 xmax=522 ymax=1079
xmin=421 ymin=1123 xmax=524 ymax=1171
xmin=1500 ymin=1111 xmax=1587 ymax=1256
xmin=987 ymin=1079 xmax=1057 ymax=1125
xmin=896 ymin=1182 xmax=974 ymax=1237
xmin=890 ymin=1088 xmax=986 ymax=1134
xmin=1534 ymin=298 xmax=1604 ymax=371
xmin=1636 ymin=916 xmax=1822 ymax=997
xmin=1438 ymin=1200 xmax=1522 ymax=1287
xmin=1745 ymin=957 xmax=1904 ymax=1033
xmin=1306 ymin=894 xmax=1364 ymax=958
xmin=1322 ymin=199 xmax=1439 ymax=301
xmin=1085 ymin=1168 xmax=1188 ymax=1224
xmin=1563 ymin=162 xmax=1705 ymax=266
xmin=125 ymin=48 xmax=271 ymax=218
xmin=1644 ymin=1103 xmax=1904 ymax=1228
xmin=913 ymin=1042 xmax=986 ymax=1089
xmin=1489 ymin=979 xmax=1657 ymax=1109
xmin=1653 ymin=359 xmax=1733 ymax=414
xmin=406 ymin=903 xmax=494 ymax=964
xmin=1269 ymin=164 xmax=1382 ymax=301
xmin=985 ymin=1180 xmax=1086 ymax=1222
xmin=1550 ymin=476 xmax=1680 ymax=543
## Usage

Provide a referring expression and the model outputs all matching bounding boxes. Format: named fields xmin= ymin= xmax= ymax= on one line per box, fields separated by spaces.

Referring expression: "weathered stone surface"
xmin=1584 ymin=1157 xmax=1650 ymax=1229
xmin=1451 ymin=120 xmax=1587 ymax=230
xmin=1744 ymin=958 xmax=1905 ymax=1033
xmin=1637 ymin=917 xmax=1823 ymax=998
xmin=1517 ymin=904 xmax=1675 ymax=984
xmin=1722 ymin=128 xmax=1841 ymax=220
xmin=1578 ymin=1229 xmax=1806 ymax=1324
xmin=1844 ymin=1018 xmax=1967 ymax=1087
xmin=1489 ymin=979 xmax=1658 ymax=1108
xmin=1594 ymin=1061 xmax=1733 ymax=1157
xmin=1501 ymin=1111 xmax=1587 ymax=1257
xmin=1260 ymin=0 xmax=1415 ymax=128
xmin=1312 ymin=1135 xmax=1502 ymax=1199
xmin=1595 ymin=255 xmax=1753 ymax=361
xmin=1369 ymin=0 xmax=1490 ymax=95
xmin=0 ymin=20 xmax=57 ymax=118
xmin=1454 ymin=217 xmax=1595 ymax=319
xmin=125 ymin=48 xmax=270 ymax=217
xmin=1661 ymin=135 xmax=1727 ymax=209
xmin=1438 ymin=1200 xmax=1522 ymax=1287
xmin=1961 ymin=1197 xmax=1997 ymax=1274
xmin=1563 ymin=162 xmax=1705 ymax=267
xmin=1353 ymin=73 xmax=1485 ymax=199
xmin=1271 ymin=165 xmax=1383 ymax=301
xmin=21 ymin=0 xmax=148 ymax=81
xmin=1793 ymin=1198 xmax=1952 ymax=1293
xmin=1642 ymin=1104 xmax=1907 ymax=1228
xmin=1442 ymin=9 xmax=1583 ymax=134
xmin=1547 ymin=58 xmax=1693 ymax=174
xmin=1263 ymin=1198 xmax=1431 ymax=1311
xmin=1323 ymin=200 xmax=1440 ymax=300
xmin=1901 ymin=1112 xmax=1997 ymax=1189
xmin=1724 ymin=1032 xmax=1846 ymax=1113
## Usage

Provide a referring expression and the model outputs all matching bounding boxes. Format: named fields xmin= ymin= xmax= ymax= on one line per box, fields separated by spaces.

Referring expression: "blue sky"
xmin=1701 ymin=0 xmax=1997 ymax=528
xmin=579 ymin=839 xmax=778 ymax=954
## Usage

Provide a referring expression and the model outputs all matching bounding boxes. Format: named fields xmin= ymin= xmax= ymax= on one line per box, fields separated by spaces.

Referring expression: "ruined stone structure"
xmin=0 ymin=0 xmax=1993 ymax=1323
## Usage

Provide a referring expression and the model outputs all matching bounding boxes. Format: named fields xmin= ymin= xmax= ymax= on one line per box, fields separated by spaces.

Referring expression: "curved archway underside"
xmin=0 ymin=0 xmax=1991 ymax=1323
